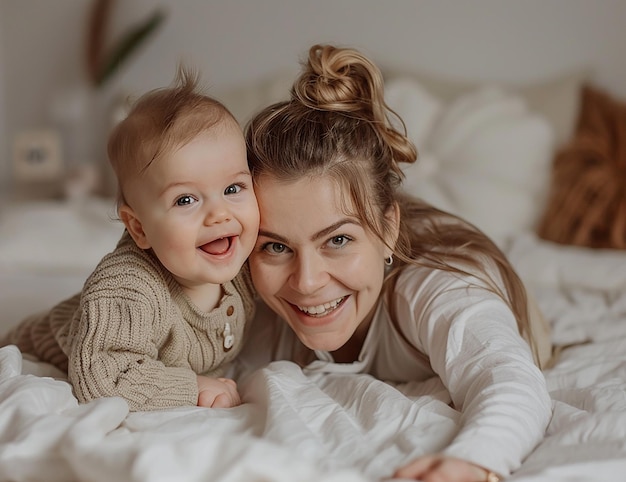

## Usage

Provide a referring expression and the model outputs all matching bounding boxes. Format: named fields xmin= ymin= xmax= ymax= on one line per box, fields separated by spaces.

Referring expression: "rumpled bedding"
xmin=2 ymin=228 xmax=626 ymax=481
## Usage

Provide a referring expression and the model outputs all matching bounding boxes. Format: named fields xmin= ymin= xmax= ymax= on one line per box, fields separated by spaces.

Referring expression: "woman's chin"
xmin=299 ymin=332 xmax=348 ymax=353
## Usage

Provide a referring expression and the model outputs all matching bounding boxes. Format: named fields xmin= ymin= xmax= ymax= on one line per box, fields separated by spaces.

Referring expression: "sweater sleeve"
xmin=64 ymin=238 xmax=199 ymax=412
xmin=66 ymin=292 xmax=198 ymax=411
xmin=394 ymin=267 xmax=552 ymax=476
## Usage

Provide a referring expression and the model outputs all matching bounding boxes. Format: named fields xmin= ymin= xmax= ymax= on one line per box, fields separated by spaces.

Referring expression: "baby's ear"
xmin=119 ymin=205 xmax=151 ymax=249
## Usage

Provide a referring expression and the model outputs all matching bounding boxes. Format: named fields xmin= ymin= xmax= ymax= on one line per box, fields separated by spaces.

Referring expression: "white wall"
xmin=0 ymin=0 xmax=92 ymax=195
xmin=1 ymin=0 xmax=626 ymax=194
xmin=0 ymin=11 xmax=6 ymax=192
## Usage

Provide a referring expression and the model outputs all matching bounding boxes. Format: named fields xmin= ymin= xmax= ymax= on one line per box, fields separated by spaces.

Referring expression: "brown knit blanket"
xmin=537 ymin=84 xmax=626 ymax=249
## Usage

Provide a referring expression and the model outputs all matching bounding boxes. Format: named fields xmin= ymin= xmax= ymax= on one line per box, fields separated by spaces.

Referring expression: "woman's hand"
xmin=196 ymin=375 xmax=241 ymax=408
xmin=393 ymin=455 xmax=500 ymax=482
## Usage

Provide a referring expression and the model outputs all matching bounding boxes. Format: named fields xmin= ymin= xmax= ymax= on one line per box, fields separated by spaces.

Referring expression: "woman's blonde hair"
xmin=245 ymin=44 xmax=539 ymax=362
xmin=107 ymin=66 xmax=236 ymax=210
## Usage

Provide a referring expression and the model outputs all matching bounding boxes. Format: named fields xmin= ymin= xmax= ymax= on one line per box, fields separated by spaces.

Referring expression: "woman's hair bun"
xmin=292 ymin=44 xmax=383 ymax=116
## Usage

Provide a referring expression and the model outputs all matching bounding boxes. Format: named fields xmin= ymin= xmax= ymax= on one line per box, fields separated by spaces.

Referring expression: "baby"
xmin=1 ymin=67 xmax=259 ymax=411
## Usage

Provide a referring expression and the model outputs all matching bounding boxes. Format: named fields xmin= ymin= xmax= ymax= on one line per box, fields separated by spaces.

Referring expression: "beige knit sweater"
xmin=1 ymin=232 xmax=256 ymax=411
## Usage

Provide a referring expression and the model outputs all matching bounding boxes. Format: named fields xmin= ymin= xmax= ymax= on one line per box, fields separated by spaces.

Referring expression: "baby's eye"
xmin=224 ymin=184 xmax=242 ymax=195
xmin=175 ymin=195 xmax=197 ymax=206
xmin=328 ymin=235 xmax=351 ymax=249
xmin=262 ymin=242 xmax=289 ymax=255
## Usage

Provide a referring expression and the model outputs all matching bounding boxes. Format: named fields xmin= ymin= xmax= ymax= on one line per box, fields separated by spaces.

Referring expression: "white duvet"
xmin=2 ymin=232 xmax=626 ymax=481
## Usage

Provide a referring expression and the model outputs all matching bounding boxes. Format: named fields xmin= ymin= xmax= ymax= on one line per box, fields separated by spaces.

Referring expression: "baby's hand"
xmin=196 ymin=375 xmax=241 ymax=408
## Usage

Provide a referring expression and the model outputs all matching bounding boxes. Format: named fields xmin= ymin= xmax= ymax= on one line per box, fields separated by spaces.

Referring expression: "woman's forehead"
xmin=255 ymin=175 xmax=357 ymax=229
xmin=256 ymin=174 xmax=353 ymax=209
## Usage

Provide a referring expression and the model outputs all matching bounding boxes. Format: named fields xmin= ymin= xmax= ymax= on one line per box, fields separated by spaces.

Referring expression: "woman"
xmin=244 ymin=44 xmax=551 ymax=482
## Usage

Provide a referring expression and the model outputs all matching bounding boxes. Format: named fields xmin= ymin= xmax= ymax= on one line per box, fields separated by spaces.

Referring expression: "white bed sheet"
xmin=1 ymin=202 xmax=626 ymax=481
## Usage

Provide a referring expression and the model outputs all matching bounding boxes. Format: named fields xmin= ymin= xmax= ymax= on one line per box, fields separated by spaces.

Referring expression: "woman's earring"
xmin=385 ymin=255 xmax=394 ymax=266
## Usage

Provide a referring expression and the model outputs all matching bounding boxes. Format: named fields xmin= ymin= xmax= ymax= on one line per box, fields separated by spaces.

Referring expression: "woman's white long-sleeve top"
xmin=247 ymin=263 xmax=552 ymax=476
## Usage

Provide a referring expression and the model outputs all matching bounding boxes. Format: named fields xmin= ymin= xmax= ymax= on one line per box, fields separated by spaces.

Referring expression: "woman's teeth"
xmin=297 ymin=297 xmax=345 ymax=316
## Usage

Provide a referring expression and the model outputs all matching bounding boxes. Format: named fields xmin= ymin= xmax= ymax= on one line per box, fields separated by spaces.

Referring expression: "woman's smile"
xmin=295 ymin=296 xmax=347 ymax=317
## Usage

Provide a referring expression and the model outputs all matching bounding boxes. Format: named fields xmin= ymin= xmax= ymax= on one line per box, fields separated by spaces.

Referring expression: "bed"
xmin=2 ymin=67 xmax=626 ymax=482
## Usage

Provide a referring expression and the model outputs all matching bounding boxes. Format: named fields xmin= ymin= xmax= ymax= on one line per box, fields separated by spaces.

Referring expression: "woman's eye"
xmin=175 ymin=195 xmax=196 ymax=206
xmin=262 ymin=242 xmax=288 ymax=255
xmin=224 ymin=184 xmax=242 ymax=195
xmin=328 ymin=235 xmax=350 ymax=248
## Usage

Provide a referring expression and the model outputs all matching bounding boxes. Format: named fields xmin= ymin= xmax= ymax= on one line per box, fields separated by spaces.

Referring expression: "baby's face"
xmin=122 ymin=122 xmax=259 ymax=293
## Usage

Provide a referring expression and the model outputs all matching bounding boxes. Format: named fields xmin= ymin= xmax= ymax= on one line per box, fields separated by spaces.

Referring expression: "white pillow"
xmin=214 ymin=70 xmax=296 ymax=125
xmin=385 ymin=77 xmax=443 ymax=147
xmin=384 ymin=67 xmax=588 ymax=148
xmin=385 ymin=78 xmax=555 ymax=245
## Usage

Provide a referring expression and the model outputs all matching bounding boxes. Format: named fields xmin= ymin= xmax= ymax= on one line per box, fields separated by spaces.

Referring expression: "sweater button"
xmin=226 ymin=305 xmax=234 ymax=316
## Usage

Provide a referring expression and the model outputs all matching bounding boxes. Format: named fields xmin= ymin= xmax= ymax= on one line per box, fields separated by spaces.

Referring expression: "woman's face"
xmin=249 ymin=175 xmax=395 ymax=355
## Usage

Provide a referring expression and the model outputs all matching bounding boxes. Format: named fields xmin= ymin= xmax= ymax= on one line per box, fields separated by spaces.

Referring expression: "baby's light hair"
xmin=107 ymin=66 xmax=236 ymax=210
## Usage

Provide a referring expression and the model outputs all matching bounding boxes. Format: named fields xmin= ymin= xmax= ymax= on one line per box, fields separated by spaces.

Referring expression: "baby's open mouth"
xmin=200 ymin=236 xmax=234 ymax=255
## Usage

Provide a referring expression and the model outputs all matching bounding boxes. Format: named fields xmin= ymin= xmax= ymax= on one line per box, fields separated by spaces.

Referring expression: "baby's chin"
xmin=176 ymin=263 xmax=244 ymax=291
xmin=203 ymin=266 xmax=245 ymax=286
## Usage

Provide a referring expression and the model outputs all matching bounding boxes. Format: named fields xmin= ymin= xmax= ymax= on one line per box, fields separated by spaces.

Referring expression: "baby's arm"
xmin=196 ymin=375 xmax=241 ymax=408
xmin=66 ymin=295 xmax=200 ymax=411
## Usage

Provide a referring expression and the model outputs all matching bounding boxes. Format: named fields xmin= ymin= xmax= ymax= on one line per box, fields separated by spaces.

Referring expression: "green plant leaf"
xmin=96 ymin=8 xmax=166 ymax=88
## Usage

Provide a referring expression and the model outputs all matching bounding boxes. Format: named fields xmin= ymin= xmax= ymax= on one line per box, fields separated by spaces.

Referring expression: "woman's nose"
xmin=290 ymin=253 xmax=328 ymax=294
